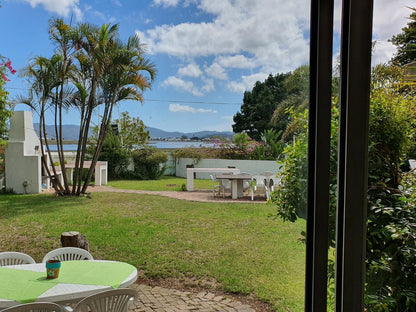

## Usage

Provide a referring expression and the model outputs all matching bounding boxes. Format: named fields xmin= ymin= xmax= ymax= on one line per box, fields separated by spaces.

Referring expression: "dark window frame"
xmin=306 ymin=0 xmax=373 ymax=311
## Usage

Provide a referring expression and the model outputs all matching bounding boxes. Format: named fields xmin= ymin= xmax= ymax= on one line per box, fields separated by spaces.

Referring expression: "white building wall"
xmin=5 ymin=111 xmax=42 ymax=194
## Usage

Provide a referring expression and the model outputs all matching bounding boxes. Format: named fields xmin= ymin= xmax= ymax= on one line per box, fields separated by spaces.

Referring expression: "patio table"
xmin=0 ymin=260 xmax=137 ymax=309
xmin=186 ymin=168 xmax=240 ymax=191
xmin=216 ymin=173 xmax=253 ymax=199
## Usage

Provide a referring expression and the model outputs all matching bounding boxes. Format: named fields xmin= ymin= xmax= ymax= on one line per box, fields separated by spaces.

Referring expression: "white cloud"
xmin=372 ymin=40 xmax=397 ymax=66
xmin=153 ymin=0 xmax=181 ymax=8
xmin=217 ymin=55 xmax=256 ymax=69
xmin=144 ymin=0 xmax=410 ymax=95
xmin=227 ymin=72 xmax=269 ymax=93
xmin=112 ymin=0 xmax=122 ymax=7
xmin=169 ymin=104 xmax=217 ymax=114
xmin=162 ymin=76 xmax=203 ymax=96
xmin=139 ymin=0 xmax=310 ymax=74
xmin=23 ymin=0 xmax=83 ymax=21
xmin=178 ymin=63 xmax=203 ymax=77
xmin=205 ymin=63 xmax=227 ymax=80
xmin=202 ymin=78 xmax=215 ymax=92
xmin=334 ymin=0 xmax=411 ymax=64
xmin=153 ymin=0 xmax=197 ymax=8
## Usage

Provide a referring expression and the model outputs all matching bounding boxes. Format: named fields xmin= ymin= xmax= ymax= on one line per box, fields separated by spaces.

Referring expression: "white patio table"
xmin=186 ymin=167 xmax=240 ymax=191
xmin=0 ymin=260 xmax=137 ymax=309
xmin=216 ymin=173 xmax=253 ymax=199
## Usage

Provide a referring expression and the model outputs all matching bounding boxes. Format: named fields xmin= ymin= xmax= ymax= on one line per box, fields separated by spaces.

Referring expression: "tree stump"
xmin=60 ymin=231 xmax=90 ymax=251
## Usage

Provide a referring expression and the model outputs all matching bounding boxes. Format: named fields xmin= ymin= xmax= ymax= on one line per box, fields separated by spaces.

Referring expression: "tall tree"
xmin=78 ymin=30 xmax=156 ymax=194
xmin=390 ymin=7 xmax=416 ymax=65
xmin=19 ymin=18 xmax=156 ymax=196
xmin=20 ymin=55 xmax=68 ymax=194
xmin=232 ymin=73 xmax=289 ymax=140
xmin=271 ymin=65 xmax=309 ymax=142
xmin=115 ymin=111 xmax=150 ymax=150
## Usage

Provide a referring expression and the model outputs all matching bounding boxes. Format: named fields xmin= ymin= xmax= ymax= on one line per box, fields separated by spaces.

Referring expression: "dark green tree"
xmin=271 ymin=65 xmax=309 ymax=142
xmin=390 ymin=7 xmax=416 ymax=65
xmin=232 ymin=73 xmax=289 ymax=140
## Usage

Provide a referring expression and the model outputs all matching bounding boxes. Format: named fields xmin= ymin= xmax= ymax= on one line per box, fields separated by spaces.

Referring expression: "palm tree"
xmin=79 ymin=33 xmax=156 ymax=194
xmin=71 ymin=22 xmax=120 ymax=195
xmin=20 ymin=55 xmax=67 ymax=194
xmin=19 ymin=20 xmax=156 ymax=196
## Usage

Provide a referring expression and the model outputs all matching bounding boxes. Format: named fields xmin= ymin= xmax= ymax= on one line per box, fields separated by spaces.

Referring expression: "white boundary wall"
xmin=175 ymin=157 xmax=281 ymax=179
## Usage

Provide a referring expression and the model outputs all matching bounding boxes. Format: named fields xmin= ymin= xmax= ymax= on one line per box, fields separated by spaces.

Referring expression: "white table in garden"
xmin=216 ymin=173 xmax=253 ymax=199
xmin=186 ymin=167 xmax=240 ymax=191
xmin=0 ymin=260 xmax=137 ymax=309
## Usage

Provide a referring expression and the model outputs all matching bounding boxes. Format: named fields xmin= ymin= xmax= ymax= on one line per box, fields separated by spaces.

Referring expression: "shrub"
xmin=366 ymin=174 xmax=416 ymax=311
xmin=97 ymin=132 xmax=130 ymax=179
xmin=270 ymin=65 xmax=416 ymax=310
xmin=132 ymin=147 xmax=168 ymax=180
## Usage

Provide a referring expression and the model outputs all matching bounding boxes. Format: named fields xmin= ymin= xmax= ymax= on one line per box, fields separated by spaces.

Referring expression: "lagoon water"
xmin=48 ymin=141 xmax=214 ymax=151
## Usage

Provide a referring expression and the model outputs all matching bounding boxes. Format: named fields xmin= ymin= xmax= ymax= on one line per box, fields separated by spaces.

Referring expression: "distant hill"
xmin=34 ymin=124 xmax=234 ymax=140
xmin=146 ymin=127 xmax=234 ymax=139
xmin=34 ymin=124 xmax=85 ymax=140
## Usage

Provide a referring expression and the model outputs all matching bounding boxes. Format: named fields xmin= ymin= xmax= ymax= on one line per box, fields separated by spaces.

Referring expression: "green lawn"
xmin=0 ymin=191 xmax=306 ymax=311
xmin=107 ymin=175 xmax=213 ymax=191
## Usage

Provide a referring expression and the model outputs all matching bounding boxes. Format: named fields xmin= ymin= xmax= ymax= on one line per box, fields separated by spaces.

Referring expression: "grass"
xmin=108 ymin=175 xmax=214 ymax=191
xmin=0 ymin=190 xmax=306 ymax=311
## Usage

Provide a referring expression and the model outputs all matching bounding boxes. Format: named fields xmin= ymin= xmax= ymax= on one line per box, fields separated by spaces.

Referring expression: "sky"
xmin=0 ymin=0 xmax=413 ymax=133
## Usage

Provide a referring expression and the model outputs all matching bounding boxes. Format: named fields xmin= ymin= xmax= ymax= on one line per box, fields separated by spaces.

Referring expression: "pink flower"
xmin=11 ymin=69 xmax=16 ymax=75
xmin=2 ymin=74 xmax=11 ymax=82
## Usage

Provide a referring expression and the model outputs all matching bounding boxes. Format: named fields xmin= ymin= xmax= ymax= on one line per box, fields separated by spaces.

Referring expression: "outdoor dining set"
xmin=210 ymin=171 xmax=280 ymax=200
xmin=0 ymin=248 xmax=138 ymax=312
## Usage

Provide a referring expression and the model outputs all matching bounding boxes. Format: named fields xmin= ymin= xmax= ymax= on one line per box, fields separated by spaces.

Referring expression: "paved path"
xmin=86 ymin=185 xmax=267 ymax=204
xmin=129 ymin=284 xmax=256 ymax=312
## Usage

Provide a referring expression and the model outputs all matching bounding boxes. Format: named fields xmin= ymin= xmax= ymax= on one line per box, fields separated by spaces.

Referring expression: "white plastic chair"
xmin=218 ymin=172 xmax=233 ymax=198
xmin=72 ymin=288 xmax=137 ymax=312
xmin=2 ymin=302 xmax=65 ymax=312
xmin=210 ymin=174 xmax=223 ymax=198
xmin=42 ymin=247 xmax=94 ymax=263
xmin=252 ymin=175 xmax=271 ymax=200
xmin=0 ymin=252 xmax=36 ymax=266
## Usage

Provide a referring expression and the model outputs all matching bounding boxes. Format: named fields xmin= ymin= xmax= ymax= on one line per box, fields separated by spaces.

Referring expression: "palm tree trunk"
xmin=75 ymin=78 xmax=98 ymax=195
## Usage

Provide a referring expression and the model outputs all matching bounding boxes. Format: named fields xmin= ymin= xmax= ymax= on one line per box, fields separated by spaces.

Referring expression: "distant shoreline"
xmin=46 ymin=140 xmax=215 ymax=151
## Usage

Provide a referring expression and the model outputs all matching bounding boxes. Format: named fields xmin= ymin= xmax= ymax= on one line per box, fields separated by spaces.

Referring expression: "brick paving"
xmin=129 ymin=284 xmax=256 ymax=312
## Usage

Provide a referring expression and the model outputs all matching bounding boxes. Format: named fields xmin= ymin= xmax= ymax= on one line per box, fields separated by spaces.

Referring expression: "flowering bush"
xmin=0 ymin=56 xmax=15 ymax=140
xmin=0 ymin=59 xmax=16 ymax=82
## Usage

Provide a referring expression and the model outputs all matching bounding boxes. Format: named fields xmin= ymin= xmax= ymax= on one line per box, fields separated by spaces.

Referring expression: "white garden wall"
xmin=174 ymin=157 xmax=281 ymax=179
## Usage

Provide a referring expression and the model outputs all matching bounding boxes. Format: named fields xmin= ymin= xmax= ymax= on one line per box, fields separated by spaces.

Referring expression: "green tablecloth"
xmin=0 ymin=261 xmax=136 ymax=304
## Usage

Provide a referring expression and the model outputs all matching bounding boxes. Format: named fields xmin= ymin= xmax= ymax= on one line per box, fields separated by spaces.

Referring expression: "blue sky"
xmin=0 ymin=0 xmax=412 ymax=133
